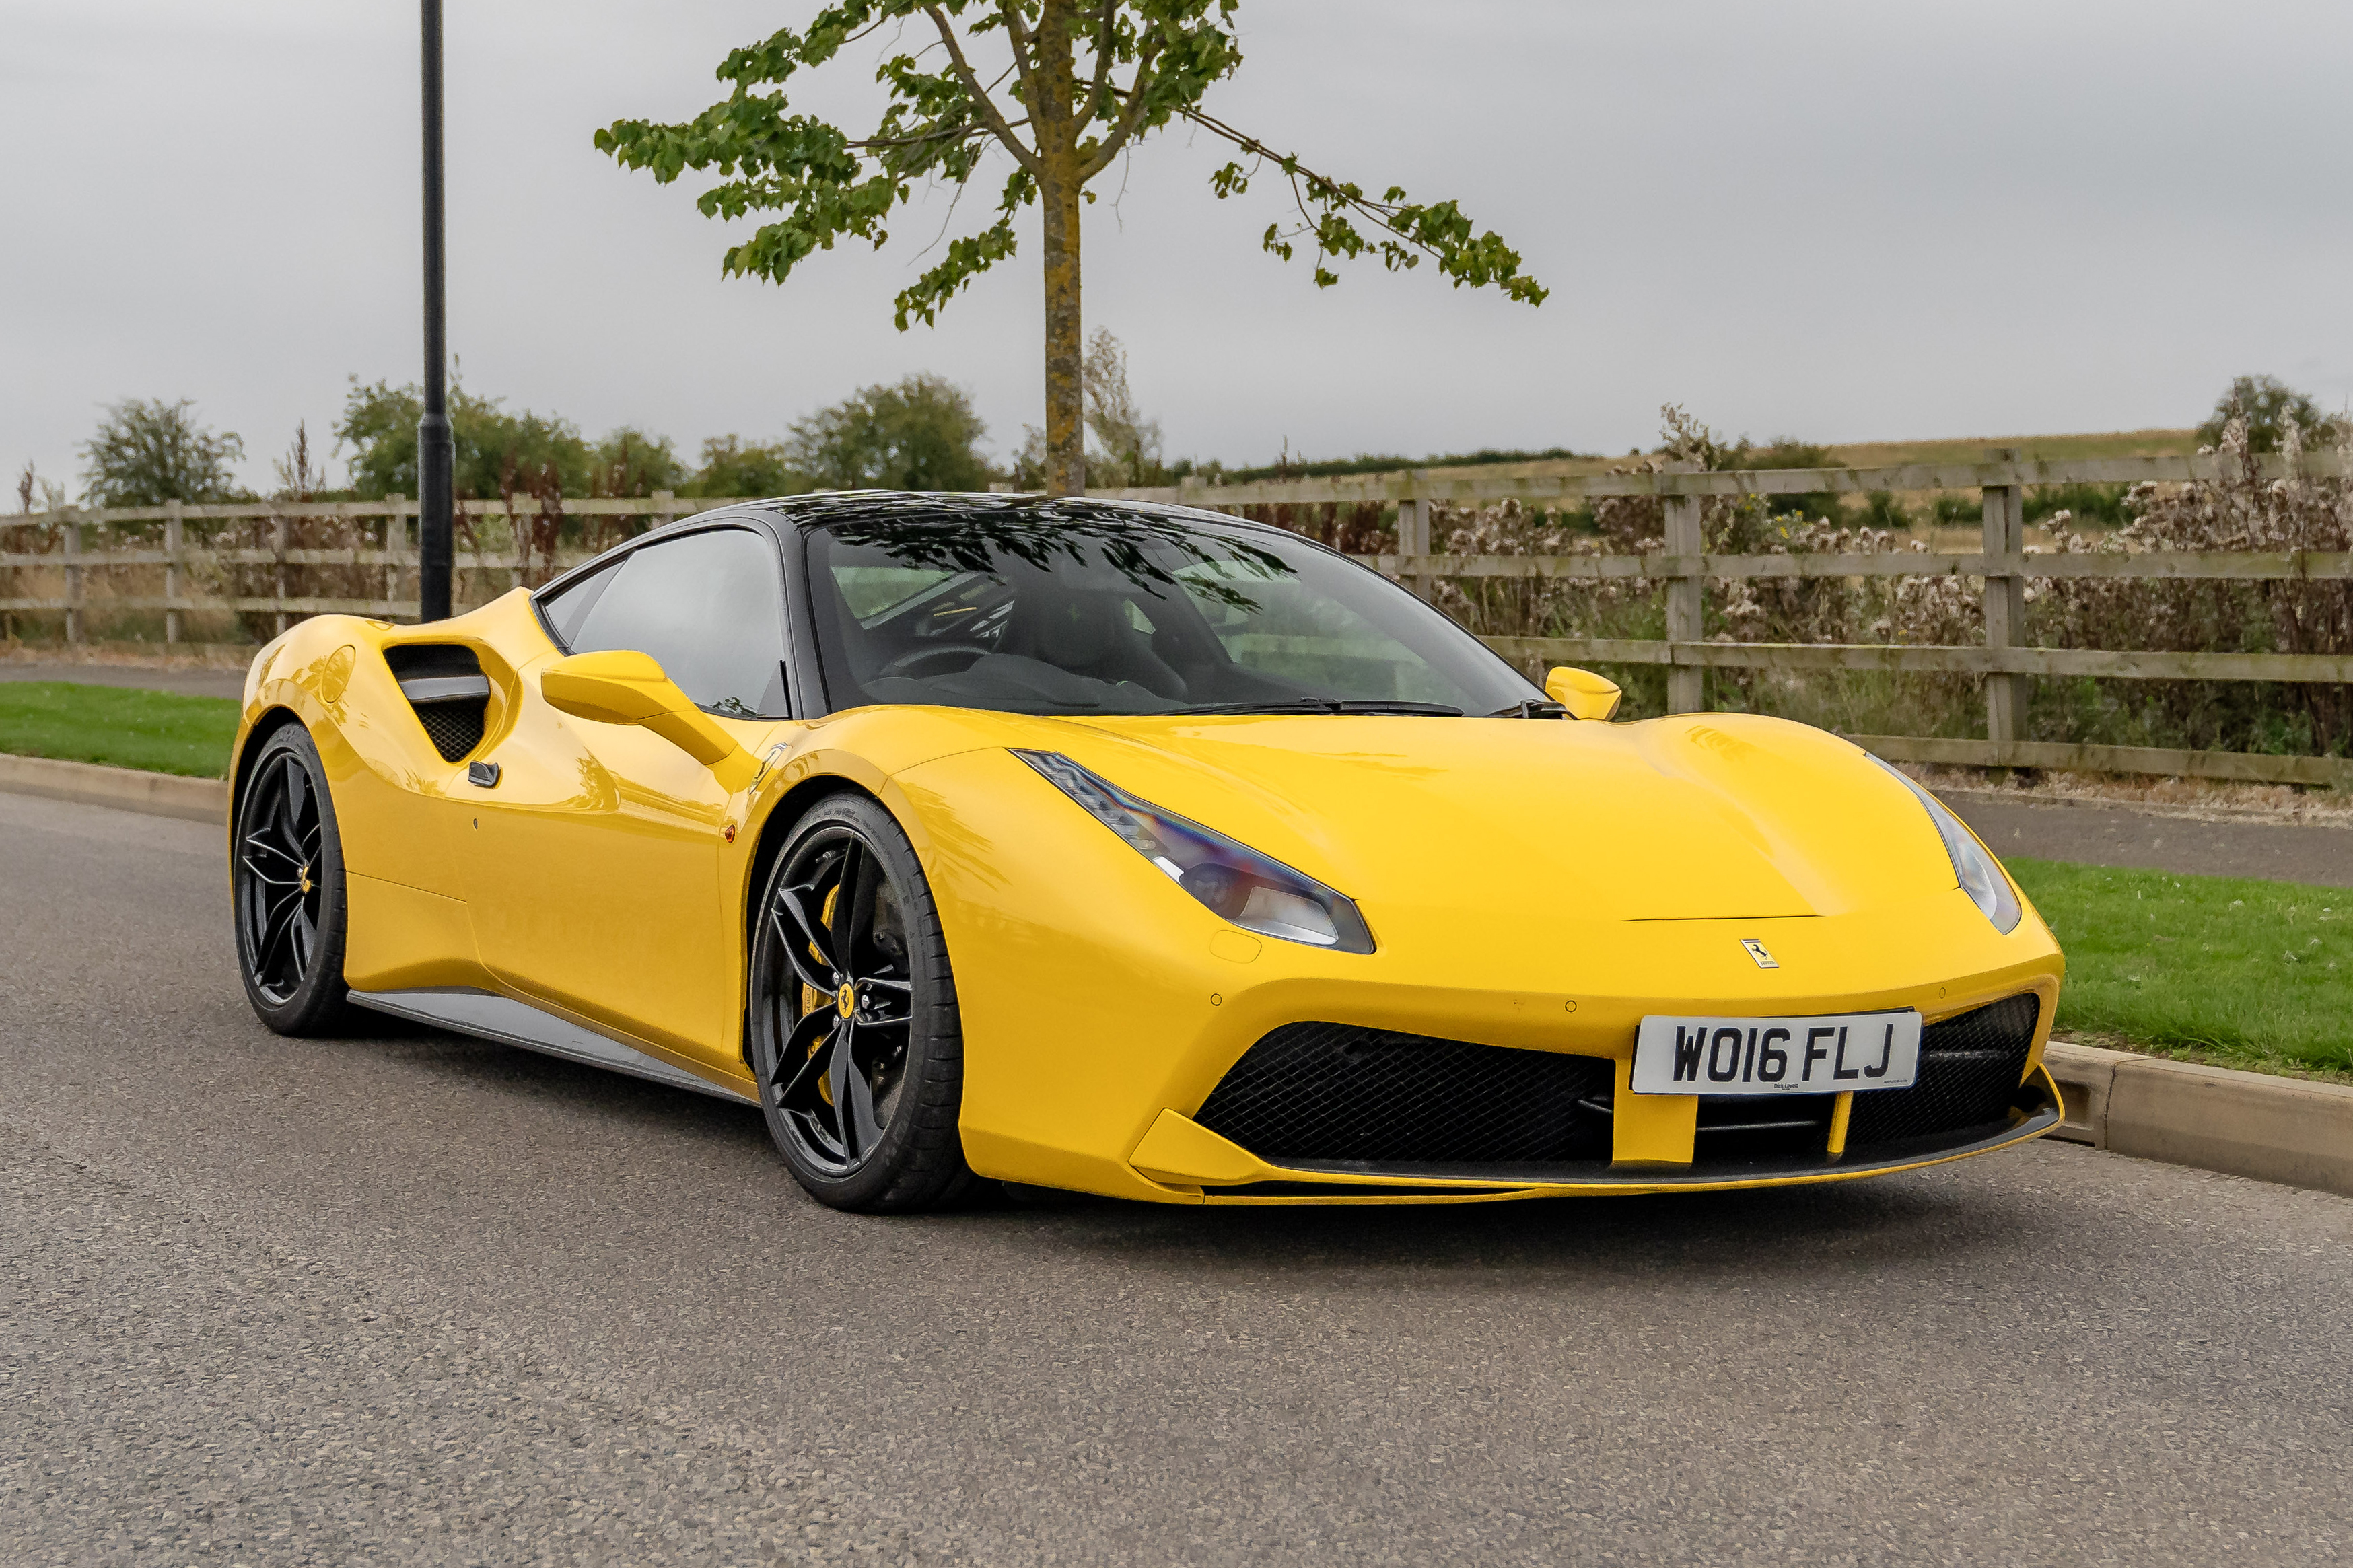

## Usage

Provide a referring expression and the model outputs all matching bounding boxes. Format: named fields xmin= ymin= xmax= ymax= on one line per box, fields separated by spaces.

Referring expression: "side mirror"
xmin=1545 ymin=666 xmax=1623 ymax=722
xmin=541 ymin=650 xmax=755 ymax=783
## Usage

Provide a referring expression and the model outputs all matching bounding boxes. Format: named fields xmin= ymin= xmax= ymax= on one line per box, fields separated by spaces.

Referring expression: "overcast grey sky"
xmin=6 ymin=1 xmax=2350 ymax=495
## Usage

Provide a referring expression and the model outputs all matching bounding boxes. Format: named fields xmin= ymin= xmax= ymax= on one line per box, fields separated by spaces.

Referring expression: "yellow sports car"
xmin=230 ymin=494 xmax=2064 ymax=1211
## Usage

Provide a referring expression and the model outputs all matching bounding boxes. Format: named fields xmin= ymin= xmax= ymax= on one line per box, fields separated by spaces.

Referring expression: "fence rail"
xmin=5 ymin=452 xmax=2350 ymax=789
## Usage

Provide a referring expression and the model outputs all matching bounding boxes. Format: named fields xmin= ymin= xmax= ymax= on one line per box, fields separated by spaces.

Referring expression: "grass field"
xmin=0 ymin=682 xmax=238 ymax=778
xmin=2008 ymin=857 xmax=2353 ymax=1081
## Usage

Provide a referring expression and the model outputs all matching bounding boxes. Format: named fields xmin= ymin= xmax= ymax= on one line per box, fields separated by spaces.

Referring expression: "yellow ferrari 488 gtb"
xmin=230 ymin=494 xmax=2064 ymax=1211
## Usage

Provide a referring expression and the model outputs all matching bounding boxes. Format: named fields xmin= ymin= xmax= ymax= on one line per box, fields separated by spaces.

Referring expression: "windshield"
xmin=803 ymin=503 xmax=1545 ymax=717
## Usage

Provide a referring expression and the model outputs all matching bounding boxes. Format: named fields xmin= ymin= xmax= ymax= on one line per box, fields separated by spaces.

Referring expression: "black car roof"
xmin=740 ymin=490 xmax=1296 ymax=542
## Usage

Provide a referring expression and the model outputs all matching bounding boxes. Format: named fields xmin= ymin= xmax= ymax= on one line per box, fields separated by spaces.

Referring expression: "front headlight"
xmin=1014 ymin=750 xmax=1376 ymax=953
xmin=1870 ymin=756 xmax=2023 ymax=933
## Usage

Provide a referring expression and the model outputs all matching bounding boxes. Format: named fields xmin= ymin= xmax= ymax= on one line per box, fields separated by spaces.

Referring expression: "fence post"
xmin=1395 ymin=489 xmax=1430 ymax=600
xmin=164 ymin=500 xmax=184 ymax=646
xmin=273 ymin=507 xmax=290 ymax=636
xmin=1664 ymin=462 xmax=1706 ymax=713
xmin=385 ymin=495 xmax=405 ymax=616
xmin=1981 ymin=448 xmax=2027 ymax=752
xmin=63 ymin=514 xmax=83 ymax=644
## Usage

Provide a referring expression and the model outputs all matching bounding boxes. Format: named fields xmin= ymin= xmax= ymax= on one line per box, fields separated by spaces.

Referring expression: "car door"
xmin=462 ymin=522 xmax=794 ymax=1068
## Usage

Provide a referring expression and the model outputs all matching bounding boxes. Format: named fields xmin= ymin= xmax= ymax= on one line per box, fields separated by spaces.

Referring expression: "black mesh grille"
xmin=414 ymin=697 xmax=487 ymax=762
xmin=1846 ymin=993 xmax=2041 ymax=1151
xmin=1193 ymin=1023 xmax=1615 ymax=1165
xmin=385 ymin=643 xmax=489 ymax=762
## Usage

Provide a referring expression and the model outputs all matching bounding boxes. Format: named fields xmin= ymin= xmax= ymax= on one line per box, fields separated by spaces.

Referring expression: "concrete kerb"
xmin=2044 ymin=1040 xmax=2353 ymax=1198
xmin=5 ymin=752 xmax=2347 ymax=1201
xmin=0 ymin=751 xmax=228 ymax=825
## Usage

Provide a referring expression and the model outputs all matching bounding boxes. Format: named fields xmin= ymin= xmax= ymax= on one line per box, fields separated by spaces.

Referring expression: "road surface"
xmin=3 ymin=791 xmax=2350 ymax=1565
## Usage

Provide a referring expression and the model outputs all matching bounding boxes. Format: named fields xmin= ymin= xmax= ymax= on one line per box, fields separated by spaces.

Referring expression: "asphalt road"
xmin=5 ymin=792 xmax=2353 ymax=1565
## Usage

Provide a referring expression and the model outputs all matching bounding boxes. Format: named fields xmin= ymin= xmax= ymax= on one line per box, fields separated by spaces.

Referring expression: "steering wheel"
xmin=880 ymin=644 xmax=990 ymax=680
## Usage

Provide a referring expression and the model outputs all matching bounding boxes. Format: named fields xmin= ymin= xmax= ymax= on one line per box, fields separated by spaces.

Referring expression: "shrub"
xmin=785 ymin=373 xmax=991 ymax=493
xmin=79 ymin=399 xmax=245 ymax=508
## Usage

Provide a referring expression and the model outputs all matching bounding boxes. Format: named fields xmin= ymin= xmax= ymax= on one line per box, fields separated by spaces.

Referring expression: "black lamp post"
xmin=417 ymin=0 xmax=454 ymax=621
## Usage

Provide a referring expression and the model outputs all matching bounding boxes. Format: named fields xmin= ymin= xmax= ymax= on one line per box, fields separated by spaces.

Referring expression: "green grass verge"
xmin=2006 ymin=857 xmax=2353 ymax=1080
xmin=0 ymin=682 xmax=239 ymax=778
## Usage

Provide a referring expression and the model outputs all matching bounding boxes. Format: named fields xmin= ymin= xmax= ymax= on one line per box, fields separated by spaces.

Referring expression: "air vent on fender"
xmin=384 ymin=643 xmax=490 ymax=763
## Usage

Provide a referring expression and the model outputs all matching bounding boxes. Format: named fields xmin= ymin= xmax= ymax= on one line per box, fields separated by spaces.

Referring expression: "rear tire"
xmin=232 ymin=724 xmax=354 ymax=1036
xmin=746 ymin=793 xmax=972 ymax=1213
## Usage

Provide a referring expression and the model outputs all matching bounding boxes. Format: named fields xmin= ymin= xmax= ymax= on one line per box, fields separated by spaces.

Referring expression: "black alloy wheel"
xmin=233 ymin=724 xmax=353 ymax=1035
xmin=748 ymin=794 xmax=971 ymax=1212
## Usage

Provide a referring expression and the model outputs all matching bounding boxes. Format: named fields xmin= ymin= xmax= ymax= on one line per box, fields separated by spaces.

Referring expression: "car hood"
xmin=1031 ymin=709 xmax=1961 ymax=923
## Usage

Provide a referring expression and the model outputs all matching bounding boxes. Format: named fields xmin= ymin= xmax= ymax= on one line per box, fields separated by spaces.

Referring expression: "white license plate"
xmin=1631 ymin=1011 xmax=1922 ymax=1096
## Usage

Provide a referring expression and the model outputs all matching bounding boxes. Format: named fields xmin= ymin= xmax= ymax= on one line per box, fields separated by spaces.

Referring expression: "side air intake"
xmin=384 ymin=644 xmax=491 ymax=762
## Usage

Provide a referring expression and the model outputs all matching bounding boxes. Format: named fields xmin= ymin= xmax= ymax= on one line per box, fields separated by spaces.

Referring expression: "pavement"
xmin=1948 ymin=791 xmax=2353 ymax=889
xmin=5 ymin=789 xmax=2352 ymax=1565
xmin=0 ymin=660 xmax=246 ymax=699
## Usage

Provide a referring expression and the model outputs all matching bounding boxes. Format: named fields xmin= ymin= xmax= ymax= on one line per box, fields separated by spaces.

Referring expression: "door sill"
xmin=348 ymin=986 xmax=759 ymax=1106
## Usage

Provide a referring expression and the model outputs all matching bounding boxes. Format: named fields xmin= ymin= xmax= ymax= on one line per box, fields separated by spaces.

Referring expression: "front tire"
xmin=747 ymin=794 xmax=971 ymax=1213
xmin=232 ymin=723 xmax=353 ymax=1036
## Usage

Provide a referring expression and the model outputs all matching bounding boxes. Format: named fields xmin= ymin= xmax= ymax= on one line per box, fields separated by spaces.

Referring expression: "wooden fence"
xmin=5 ymin=449 xmax=2350 ymax=787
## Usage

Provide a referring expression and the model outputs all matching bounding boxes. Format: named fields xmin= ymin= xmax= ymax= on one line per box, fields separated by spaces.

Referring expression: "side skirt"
xmin=348 ymin=987 xmax=759 ymax=1106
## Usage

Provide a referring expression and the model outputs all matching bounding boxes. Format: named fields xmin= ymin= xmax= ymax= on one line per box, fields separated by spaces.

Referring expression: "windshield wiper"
xmin=1163 ymin=699 xmax=1466 ymax=717
xmin=1489 ymin=699 xmax=1568 ymax=719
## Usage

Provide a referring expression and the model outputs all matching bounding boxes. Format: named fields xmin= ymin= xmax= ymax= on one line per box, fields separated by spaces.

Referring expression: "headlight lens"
xmin=1014 ymin=750 xmax=1376 ymax=953
xmin=1870 ymin=755 xmax=2023 ymax=933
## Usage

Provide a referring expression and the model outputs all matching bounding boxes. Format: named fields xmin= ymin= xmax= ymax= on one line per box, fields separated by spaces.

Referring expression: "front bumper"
xmin=1134 ymin=1065 xmax=2063 ymax=1204
xmin=890 ymin=748 xmax=2068 ymax=1207
xmin=1124 ymin=994 xmax=2063 ymax=1203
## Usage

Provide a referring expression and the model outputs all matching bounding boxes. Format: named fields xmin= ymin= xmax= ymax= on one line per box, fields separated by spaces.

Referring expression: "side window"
xmin=545 ymin=527 xmax=790 ymax=717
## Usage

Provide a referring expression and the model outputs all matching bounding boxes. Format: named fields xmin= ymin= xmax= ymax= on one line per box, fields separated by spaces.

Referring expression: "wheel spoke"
xmin=853 ymin=973 xmax=910 ymax=1026
xmin=842 ymin=1041 xmax=885 ymax=1155
xmin=828 ymin=843 xmax=864 ymax=960
xmin=243 ymin=832 xmax=302 ymax=871
xmin=240 ymin=852 xmax=296 ymax=887
xmin=278 ymin=758 xmax=310 ymax=849
xmin=770 ymin=903 xmax=837 ymax=995
xmin=775 ymin=879 xmax=843 ymax=982
xmin=826 ymin=1018 xmax=859 ymax=1157
xmin=843 ymin=844 xmax=880 ymax=974
xmin=773 ymin=1007 xmax=838 ymax=1108
xmin=291 ymin=902 xmax=316 ymax=972
xmin=257 ymin=890 xmax=303 ymax=984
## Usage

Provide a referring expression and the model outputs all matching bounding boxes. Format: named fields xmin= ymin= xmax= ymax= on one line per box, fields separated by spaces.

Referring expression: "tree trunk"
xmin=1040 ymin=166 xmax=1084 ymax=497
xmin=1032 ymin=1 xmax=1085 ymax=497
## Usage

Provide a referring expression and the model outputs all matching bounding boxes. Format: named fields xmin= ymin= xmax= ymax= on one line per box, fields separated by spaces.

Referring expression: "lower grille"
xmin=1192 ymin=995 xmax=2044 ymax=1178
xmin=1193 ymin=1023 xmax=1615 ymax=1166
xmin=1846 ymin=993 xmax=2041 ymax=1152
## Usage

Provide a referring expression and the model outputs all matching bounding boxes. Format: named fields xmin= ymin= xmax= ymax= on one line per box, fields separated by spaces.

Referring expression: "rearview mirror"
xmin=1545 ymin=666 xmax=1623 ymax=722
xmin=541 ymin=650 xmax=755 ymax=783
